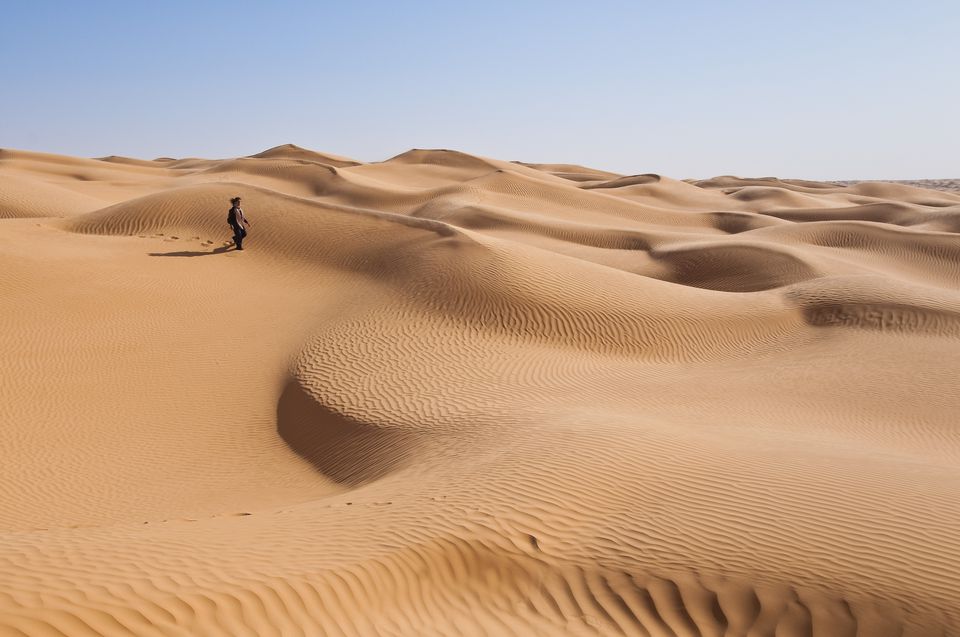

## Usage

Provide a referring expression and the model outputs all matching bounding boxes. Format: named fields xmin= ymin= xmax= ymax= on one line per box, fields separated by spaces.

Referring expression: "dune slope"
xmin=1 ymin=148 xmax=959 ymax=636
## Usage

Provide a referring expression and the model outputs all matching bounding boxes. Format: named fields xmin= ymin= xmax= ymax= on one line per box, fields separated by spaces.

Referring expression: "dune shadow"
xmin=149 ymin=245 xmax=234 ymax=257
xmin=276 ymin=381 xmax=413 ymax=487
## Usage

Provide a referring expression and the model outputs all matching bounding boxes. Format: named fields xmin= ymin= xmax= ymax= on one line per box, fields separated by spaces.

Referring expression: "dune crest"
xmin=249 ymin=143 xmax=363 ymax=167
xmin=1 ymin=146 xmax=959 ymax=635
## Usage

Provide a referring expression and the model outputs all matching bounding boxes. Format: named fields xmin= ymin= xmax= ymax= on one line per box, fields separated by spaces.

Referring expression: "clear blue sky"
xmin=2 ymin=1 xmax=957 ymax=179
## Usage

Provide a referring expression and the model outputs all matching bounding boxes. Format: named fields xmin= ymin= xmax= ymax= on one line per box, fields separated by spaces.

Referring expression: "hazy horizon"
xmin=2 ymin=0 xmax=958 ymax=180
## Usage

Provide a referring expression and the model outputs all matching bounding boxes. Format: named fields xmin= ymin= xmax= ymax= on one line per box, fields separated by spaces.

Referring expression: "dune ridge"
xmin=1 ymin=146 xmax=958 ymax=636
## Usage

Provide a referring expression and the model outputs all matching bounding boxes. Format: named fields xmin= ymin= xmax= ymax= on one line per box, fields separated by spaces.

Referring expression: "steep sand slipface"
xmin=0 ymin=145 xmax=959 ymax=636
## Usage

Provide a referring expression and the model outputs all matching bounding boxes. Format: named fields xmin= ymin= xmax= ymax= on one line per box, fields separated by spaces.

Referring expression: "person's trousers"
xmin=231 ymin=224 xmax=246 ymax=249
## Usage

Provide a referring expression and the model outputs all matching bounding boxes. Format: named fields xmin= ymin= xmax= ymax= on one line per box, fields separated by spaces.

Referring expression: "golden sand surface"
xmin=1 ymin=144 xmax=959 ymax=636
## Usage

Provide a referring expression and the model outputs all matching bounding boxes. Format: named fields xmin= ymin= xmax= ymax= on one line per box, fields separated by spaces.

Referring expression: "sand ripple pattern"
xmin=0 ymin=145 xmax=958 ymax=635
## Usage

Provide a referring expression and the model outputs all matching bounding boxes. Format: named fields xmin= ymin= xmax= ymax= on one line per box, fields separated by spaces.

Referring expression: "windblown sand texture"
xmin=1 ymin=144 xmax=959 ymax=636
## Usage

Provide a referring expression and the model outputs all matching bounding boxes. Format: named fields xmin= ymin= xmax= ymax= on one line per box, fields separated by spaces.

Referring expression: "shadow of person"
xmin=149 ymin=245 xmax=235 ymax=257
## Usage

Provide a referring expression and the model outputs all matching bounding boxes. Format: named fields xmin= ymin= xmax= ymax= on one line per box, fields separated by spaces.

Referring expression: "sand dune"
xmin=1 ymin=144 xmax=958 ymax=636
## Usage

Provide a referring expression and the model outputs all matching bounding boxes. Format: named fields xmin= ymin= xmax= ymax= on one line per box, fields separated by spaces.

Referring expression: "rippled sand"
xmin=1 ymin=144 xmax=959 ymax=636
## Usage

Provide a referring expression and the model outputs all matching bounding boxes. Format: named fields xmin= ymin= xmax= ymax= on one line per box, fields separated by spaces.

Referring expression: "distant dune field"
xmin=1 ymin=144 xmax=958 ymax=636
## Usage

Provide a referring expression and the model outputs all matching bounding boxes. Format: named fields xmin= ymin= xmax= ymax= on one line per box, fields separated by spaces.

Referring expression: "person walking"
xmin=227 ymin=197 xmax=250 ymax=250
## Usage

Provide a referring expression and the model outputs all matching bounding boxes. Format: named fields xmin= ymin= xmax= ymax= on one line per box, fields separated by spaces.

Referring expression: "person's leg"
xmin=231 ymin=224 xmax=243 ymax=249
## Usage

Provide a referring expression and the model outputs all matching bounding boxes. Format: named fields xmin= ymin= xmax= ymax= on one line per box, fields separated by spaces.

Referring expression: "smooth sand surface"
xmin=1 ymin=144 xmax=959 ymax=636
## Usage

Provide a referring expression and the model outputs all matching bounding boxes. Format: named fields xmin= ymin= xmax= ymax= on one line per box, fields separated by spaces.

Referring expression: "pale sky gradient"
xmin=2 ymin=0 xmax=958 ymax=179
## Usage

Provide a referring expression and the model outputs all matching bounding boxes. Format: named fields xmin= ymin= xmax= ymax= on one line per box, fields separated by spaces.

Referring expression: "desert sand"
xmin=0 ymin=144 xmax=958 ymax=636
